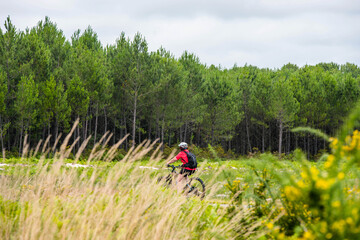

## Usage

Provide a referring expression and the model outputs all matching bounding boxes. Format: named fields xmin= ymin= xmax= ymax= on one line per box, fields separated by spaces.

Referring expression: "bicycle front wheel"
xmin=186 ymin=177 xmax=206 ymax=199
xmin=157 ymin=174 xmax=173 ymax=187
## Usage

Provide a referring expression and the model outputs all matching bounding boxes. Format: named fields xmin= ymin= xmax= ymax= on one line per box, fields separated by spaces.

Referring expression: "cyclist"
xmin=166 ymin=142 xmax=196 ymax=192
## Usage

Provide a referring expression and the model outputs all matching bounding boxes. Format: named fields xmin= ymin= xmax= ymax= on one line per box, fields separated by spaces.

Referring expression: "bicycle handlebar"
xmin=167 ymin=164 xmax=181 ymax=172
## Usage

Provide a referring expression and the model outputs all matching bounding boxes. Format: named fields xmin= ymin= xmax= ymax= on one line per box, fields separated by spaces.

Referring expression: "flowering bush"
xmin=274 ymin=129 xmax=360 ymax=239
xmin=225 ymin=103 xmax=360 ymax=239
xmin=224 ymin=179 xmax=249 ymax=204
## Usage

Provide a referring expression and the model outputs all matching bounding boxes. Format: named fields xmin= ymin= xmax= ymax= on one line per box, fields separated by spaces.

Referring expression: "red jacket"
xmin=175 ymin=150 xmax=196 ymax=170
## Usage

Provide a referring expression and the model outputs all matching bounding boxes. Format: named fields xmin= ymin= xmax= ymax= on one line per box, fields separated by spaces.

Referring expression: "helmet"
xmin=178 ymin=142 xmax=188 ymax=149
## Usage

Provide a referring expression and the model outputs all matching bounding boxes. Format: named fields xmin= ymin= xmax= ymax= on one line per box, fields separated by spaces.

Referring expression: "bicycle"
xmin=157 ymin=164 xmax=206 ymax=199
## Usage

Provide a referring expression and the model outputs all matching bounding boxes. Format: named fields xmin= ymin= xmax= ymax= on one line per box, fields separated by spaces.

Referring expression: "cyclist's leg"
xmin=184 ymin=169 xmax=195 ymax=185
xmin=178 ymin=168 xmax=192 ymax=192
xmin=177 ymin=173 xmax=187 ymax=192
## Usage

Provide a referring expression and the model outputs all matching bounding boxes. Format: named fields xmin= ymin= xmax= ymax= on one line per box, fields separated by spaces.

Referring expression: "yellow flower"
xmin=329 ymin=137 xmax=338 ymax=149
xmin=266 ymin=222 xmax=274 ymax=230
xmin=277 ymin=232 xmax=285 ymax=239
xmin=342 ymin=145 xmax=352 ymax=152
xmin=342 ymin=131 xmax=360 ymax=152
xmin=303 ymin=231 xmax=314 ymax=239
xmin=346 ymin=217 xmax=354 ymax=225
xmin=301 ymin=171 xmax=308 ymax=179
xmin=324 ymin=154 xmax=335 ymax=168
xmin=310 ymin=166 xmax=319 ymax=180
xmin=315 ymin=179 xmax=331 ymax=190
xmin=337 ymin=172 xmax=345 ymax=180
xmin=331 ymin=201 xmax=341 ymax=208
xmin=322 ymin=194 xmax=330 ymax=201
xmin=332 ymin=220 xmax=346 ymax=234
xmin=349 ymin=137 xmax=358 ymax=150
xmin=284 ymin=186 xmax=302 ymax=201
xmin=352 ymin=208 xmax=358 ymax=218
xmin=320 ymin=221 xmax=327 ymax=234
xmin=345 ymin=135 xmax=352 ymax=144
xmin=297 ymin=180 xmax=306 ymax=189
xmin=326 ymin=233 xmax=333 ymax=239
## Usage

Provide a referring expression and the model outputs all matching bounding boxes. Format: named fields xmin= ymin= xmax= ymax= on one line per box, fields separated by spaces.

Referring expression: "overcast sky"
xmin=1 ymin=0 xmax=360 ymax=69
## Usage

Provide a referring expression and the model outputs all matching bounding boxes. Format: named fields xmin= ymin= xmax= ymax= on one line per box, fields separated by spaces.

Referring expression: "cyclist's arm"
xmin=166 ymin=156 xmax=178 ymax=165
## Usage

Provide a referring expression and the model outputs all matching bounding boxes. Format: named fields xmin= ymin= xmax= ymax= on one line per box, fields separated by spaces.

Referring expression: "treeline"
xmin=1 ymin=16 xmax=360 ymax=158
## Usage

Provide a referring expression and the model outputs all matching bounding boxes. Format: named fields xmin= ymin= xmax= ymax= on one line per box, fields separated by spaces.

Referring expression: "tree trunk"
xmin=196 ymin=125 xmax=200 ymax=146
xmin=184 ymin=121 xmax=188 ymax=143
xmin=289 ymin=131 xmax=291 ymax=153
xmin=179 ymin=126 xmax=182 ymax=142
xmin=242 ymin=130 xmax=246 ymax=155
xmin=55 ymin=116 xmax=59 ymax=144
xmin=228 ymin=131 xmax=232 ymax=151
xmin=132 ymin=92 xmax=138 ymax=147
xmin=211 ymin=120 xmax=215 ymax=145
xmin=89 ymin=111 xmax=92 ymax=141
xmin=42 ymin=125 xmax=46 ymax=141
xmin=138 ymin=120 xmax=141 ymax=144
xmin=156 ymin=117 xmax=160 ymax=140
xmin=189 ymin=123 xmax=193 ymax=145
xmin=73 ymin=125 xmax=77 ymax=156
xmin=148 ymin=118 xmax=152 ymax=141
xmin=19 ymin=120 xmax=23 ymax=157
xmin=307 ymin=134 xmax=310 ymax=159
xmin=234 ymin=132 xmax=239 ymax=153
xmin=262 ymin=125 xmax=265 ymax=153
xmin=104 ymin=107 xmax=107 ymax=135
xmin=48 ymin=121 xmax=51 ymax=137
xmin=77 ymin=115 xmax=81 ymax=150
xmin=124 ymin=115 xmax=128 ymax=151
xmin=0 ymin=115 xmax=4 ymax=159
xmin=120 ymin=114 xmax=124 ymax=139
xmin=94 ymin=104 xmax=98 ymax=146
xmin=268 ymin=123 xmax=272 ymax=151
xmin=245 ymin=114 xmax=251 ymax=153
xmin=113 ymin=124 xmax=116 ymax=145
xmin=303 ymin=134 xmax=306 ymax=156
xmin=278 ymin=119 xmax=283 ymax=158
xmin=7 ymin=126 xmax=11 ymax=153
xmin=168 ymin=129 xmax=171 ymax=147
xmin=287 ymin=130 xmax=291 ymax=154
xmin=84 ymin=109 xmax=89 ymax=140
xmin=27 ymin=123 xmax=31 ymax=149
xmin=161 ymin=118 xmax=165 ymax=151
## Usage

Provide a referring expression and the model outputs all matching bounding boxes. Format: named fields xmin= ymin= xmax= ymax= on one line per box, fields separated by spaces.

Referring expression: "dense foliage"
xmin=223 ymin=101 xmax=360 ymax=239
xmin=1 ymin=16 xmax=360 ymax=157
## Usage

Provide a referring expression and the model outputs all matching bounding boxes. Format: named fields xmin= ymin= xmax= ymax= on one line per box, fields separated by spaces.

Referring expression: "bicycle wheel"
xmin=186 ymin=177 xmax=206 ymax=199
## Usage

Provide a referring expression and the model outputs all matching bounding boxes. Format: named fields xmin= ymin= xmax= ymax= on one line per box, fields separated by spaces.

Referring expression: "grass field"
xmin=1 ymin=118 xmax=360 ymax=239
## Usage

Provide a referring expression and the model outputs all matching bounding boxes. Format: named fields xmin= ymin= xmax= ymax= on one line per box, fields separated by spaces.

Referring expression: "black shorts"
xmin=180 ymin=168 xmax=196 ymax=177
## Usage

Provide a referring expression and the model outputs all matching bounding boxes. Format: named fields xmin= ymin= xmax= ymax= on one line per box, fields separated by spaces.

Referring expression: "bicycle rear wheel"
xmin=186 ymin=177 xmax=205 ymax=199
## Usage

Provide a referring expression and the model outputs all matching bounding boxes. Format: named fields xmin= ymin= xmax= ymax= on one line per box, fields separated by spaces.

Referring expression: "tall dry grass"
xmin=0 ymin=121 xmax=264 ymax=240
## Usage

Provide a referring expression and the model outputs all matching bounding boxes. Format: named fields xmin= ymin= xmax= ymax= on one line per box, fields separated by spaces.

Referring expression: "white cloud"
xmin=1 ymin=0 xmax=359 ymax=68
